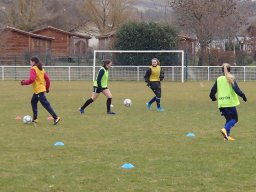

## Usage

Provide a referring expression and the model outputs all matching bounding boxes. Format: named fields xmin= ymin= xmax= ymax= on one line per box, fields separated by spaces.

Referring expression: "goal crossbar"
xmin=93 ymin=50 xmax=185 ymax=82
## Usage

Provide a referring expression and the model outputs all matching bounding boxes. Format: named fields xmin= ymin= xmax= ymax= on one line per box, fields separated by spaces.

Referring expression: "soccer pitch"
xmin=1 ymin=81 xmax=256 ymax=192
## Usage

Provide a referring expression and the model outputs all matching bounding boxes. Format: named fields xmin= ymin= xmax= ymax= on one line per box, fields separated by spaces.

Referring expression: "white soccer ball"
xmin=23 ymin=115 xmax=32 ymax=124
xmin=123 ymin=98 xmax=132 ymax=107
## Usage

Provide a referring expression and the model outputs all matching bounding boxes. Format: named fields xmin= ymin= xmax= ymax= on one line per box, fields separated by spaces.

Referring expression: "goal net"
xmin=93 ymin=50 xmax=185 ymax=82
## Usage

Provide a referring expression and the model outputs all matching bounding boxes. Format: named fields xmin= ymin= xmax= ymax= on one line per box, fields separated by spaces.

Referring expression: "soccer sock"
xmin=81 ymin=98 xmax=94 ymax=110
xmin=107 ymin=98 xmax=112 ymax=112
xmin=149 ymin=97 xmax=156 ymax=105
xmin=225 ymin=119 xmax=236 ymax=136
xmin=31 ymin=100 xmax=38 ymax=120
xmin=33 ymin=114 xmax=37 ymax=120
xmin=156 ymin=97 xmax=161 ymax=108
xmin=32 ymin=107 xmax=37 ymax=120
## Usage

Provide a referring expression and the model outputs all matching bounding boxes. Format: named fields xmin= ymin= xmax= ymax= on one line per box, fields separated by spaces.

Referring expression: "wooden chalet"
xmin=0 ymin=26 xmax=53 ymax=64
xmin=178 ymin=35 xmax=197 ymax=55
xmin=31 ymin=26 xmax=91 ymax=57
xmin=95 ymin=31 xmax=116 ymax=50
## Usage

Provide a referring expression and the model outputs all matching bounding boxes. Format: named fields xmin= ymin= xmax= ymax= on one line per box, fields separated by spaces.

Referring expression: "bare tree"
xmin=1 ymin=0 xmax=88 ymax=31
xmin=170 ymin=0 xmax=246 ymax=65
xmin=81 ymin=0 xmax=135 ymax=33
xmin=3 ymin=0 xmax=45 ymax=30
xmin=43 ymin=0 xmax=89 ymax=31
xmin=151 ymin=0 xmax=174 ymax=23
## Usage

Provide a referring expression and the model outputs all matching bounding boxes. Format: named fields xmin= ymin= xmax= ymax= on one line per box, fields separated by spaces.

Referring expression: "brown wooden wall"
xmin=30 ymin=37 xmax=51 ymax=53
xmin=178 ymin=39 xmax=194 ymax=54
xmin=73 ymin=38 xmax=88 ymax=56
xmin=33 ymin=30 xmax=70 ymax=56
xmin=0 ymin=31 xmax=29 ymax=56
xmin=98 ymin=37 xmax=115 ymax=50
xmin=0 ymin=30 xmax=51 ymax=57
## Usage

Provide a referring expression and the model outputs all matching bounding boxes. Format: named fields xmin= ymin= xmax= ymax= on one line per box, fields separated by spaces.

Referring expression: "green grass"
xmin=1 ymin=81 xmax=256 ymax=192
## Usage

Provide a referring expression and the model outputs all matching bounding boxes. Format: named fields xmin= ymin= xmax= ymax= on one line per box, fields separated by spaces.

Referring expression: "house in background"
xmin=0 ymin=26 xmax=53 ymax=64
xmin=95 ymin=31 xmax=116 ymax=50
xmin=178 ymin=35 xmax=197 ymax=55
xmin=31 ymin=26 xmax=91 ymax=57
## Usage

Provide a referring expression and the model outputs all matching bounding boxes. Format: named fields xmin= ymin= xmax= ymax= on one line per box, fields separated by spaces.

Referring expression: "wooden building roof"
xmin=31 ymin=26 xmax=91 ymax=39
xmin=95 ymin=31 xmax=116 ymax=39
xmin=1 ymin=26 xmax=54 ymax=40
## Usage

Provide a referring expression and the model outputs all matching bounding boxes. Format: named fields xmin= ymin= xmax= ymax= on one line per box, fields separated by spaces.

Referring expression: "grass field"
xmin=1 ymin=80 xmax=256 ymax=192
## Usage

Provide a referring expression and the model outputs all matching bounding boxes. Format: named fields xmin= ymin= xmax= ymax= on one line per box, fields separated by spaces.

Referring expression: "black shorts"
xmin=219 ymin=107 xmax=238 ymax=122
xmin=93 ymin=86 xmax=108 ymax=93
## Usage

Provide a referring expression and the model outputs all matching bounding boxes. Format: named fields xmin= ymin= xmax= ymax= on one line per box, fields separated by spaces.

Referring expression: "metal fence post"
xmin=137 ymin=66 xmax=140 ymax=81
xmin=14 ymin=56 xmax=17 ymax=80
xmin=69 ymin=66 xmax=71 ymax=81
xmin=208 ymin=66 xmax=210 ymax=81
xmin=1 ymin=66 xmax=4 ymax=80
xmin=243 ymin=66 xmax=245 ymax=82
xmin=172 ymin=66 xmax=174 ymax=81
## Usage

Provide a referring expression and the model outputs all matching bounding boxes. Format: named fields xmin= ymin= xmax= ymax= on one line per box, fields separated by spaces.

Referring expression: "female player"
xmin=80 ymin=59 xmax=115 ymax=115
xmin=21 ymin=56 xmax=60 ymax=125
xmin=144 ymin=58 xmax=165 ymax=111
xmin=209 ymin=63 xmax=247 ymax=141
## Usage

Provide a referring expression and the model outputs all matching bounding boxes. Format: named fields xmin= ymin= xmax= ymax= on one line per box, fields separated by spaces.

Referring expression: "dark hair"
xmin=37 ymin=62 xmax=43 ymax=70
xmin=102 ymin=59 xmax=112 ymax=67
xmin=31 ymin=56 xmax=40 ymax=64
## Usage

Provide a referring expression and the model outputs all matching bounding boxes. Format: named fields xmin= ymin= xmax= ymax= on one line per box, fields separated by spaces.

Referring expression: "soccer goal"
xmin=93 ymin=50 xmax=185 ymax=82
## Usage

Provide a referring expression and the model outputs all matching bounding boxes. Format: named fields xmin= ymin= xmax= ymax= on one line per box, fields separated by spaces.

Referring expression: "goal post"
xmin=93 ymin=50 xmax=185 ymax=83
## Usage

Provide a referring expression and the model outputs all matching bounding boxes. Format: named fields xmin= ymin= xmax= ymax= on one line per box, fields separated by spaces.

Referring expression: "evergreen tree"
xmin=114 ymin=22 xmax=178 ymax=66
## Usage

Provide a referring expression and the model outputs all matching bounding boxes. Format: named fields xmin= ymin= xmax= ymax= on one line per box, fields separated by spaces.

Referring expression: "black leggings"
xmin=149 ymin=81 xmax=161 ymax=98
xmin=31 ymin=92 xmax=57 ymax=119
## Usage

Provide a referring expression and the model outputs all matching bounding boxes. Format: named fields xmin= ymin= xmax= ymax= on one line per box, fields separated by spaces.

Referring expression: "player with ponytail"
xmin=20 ymin=56 xmax=60 ymax=125
xmin=79 ymin=59 xmax=115 ymax=115
xmin=209 ymin=63 xmax=247 ymax=141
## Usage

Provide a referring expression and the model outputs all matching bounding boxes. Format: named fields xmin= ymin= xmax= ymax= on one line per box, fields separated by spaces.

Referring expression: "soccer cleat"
xmin=54 ymin=117 xmax=61 ymax=125
xmin=227 ymin=136 xmax=235 ymax=141
xmin=220 ymin=128 xmax=228 ymax=140
xmin=107 ymin=111 xmax=116 ymax=115
xmin=79 ymin=108 xmax=84 ymax=114
xmin=32 ymin=119 xmax=38 ymax=123
xmin=146 ymin=102 xmax=152 ymax=110
xmin=157 ymin=107 xmax=165 ymax=112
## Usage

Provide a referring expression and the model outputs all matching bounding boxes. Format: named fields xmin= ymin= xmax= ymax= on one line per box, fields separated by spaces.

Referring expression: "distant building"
xmin=178 ymin=35 xmax=197 ymax=54
xmin=95 ymin=31 xmax=116 ymax=50
xmin=0 ymin=26 xmax=53 ymax=64
xmin=31 ymin=26 xmax=91 ymax=57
